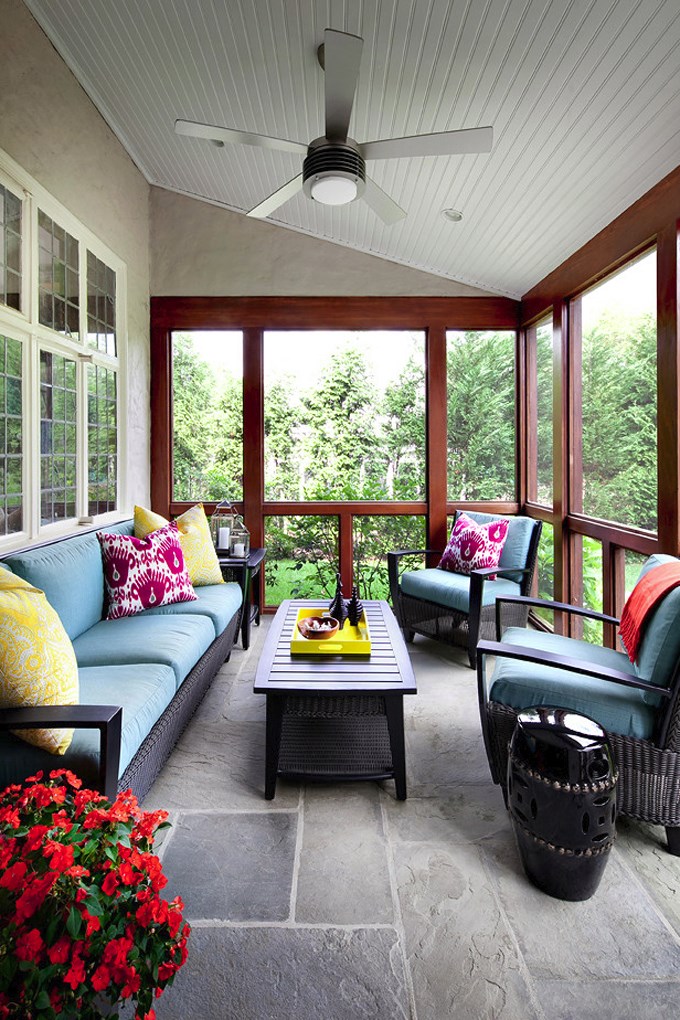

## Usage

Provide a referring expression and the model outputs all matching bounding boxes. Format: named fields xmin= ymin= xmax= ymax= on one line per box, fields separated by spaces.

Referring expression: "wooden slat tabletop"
xmin=254 ymin=600 xmax=417 ymax=696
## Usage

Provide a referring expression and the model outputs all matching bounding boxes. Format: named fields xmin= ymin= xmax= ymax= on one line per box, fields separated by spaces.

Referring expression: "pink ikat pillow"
xmin=438 ymin=513 xmax=509 ymax=576
xmin=98 ymin=521 xmax=197 ymax=619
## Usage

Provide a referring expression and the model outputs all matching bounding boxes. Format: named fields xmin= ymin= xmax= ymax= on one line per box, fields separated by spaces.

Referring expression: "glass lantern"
xmin=229 ymin=515 xmax=250 ymax=559
xmin=211 ymin=500 xmax=238 ymax=552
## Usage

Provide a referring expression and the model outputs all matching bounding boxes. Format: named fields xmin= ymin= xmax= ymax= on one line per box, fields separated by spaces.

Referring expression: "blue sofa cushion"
xmin=0 ymin=663 xmax=176 ymax=791
xmin=4 ymin=520 xmax=133 ymax=640
xmin=461 ymin=511 xmax=536 ymax=584
xmin=402 ymin=567 xmax=519 ymax=612
xmin=488 ymin=626 xmax=659 ymax=740
xmin=72 ymin=614 xmax=215 ymax=690
xmin=631 ymin=554 xmax=680 ymax=689
xmin=141 ymin=581 xmax=242 ymax=638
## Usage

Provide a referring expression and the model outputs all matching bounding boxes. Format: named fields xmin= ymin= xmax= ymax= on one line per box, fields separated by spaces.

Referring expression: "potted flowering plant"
xmin=0 ymin=770 xmax=189 ymax=1019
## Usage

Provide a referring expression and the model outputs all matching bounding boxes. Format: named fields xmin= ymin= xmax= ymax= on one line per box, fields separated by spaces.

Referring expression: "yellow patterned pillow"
xmin=0 ymin=571 xmax=78 ymax=754
xmin=134 ymin=504 xmax=224 ymax=586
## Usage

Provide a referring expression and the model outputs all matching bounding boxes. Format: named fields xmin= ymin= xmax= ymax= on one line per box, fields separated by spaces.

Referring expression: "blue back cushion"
xmin=3 ymin=520 xmax=133 ymax=640
xmin=631 ymin=554 xmax=680 ymax=689
xmin=458 ymin=511 xmax=537 ymax=584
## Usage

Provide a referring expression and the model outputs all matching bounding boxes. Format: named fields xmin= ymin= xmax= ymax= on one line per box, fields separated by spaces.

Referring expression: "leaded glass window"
xmin=40 ymin=350 xmax=77 ymax=523
xmin=0 ymin=186 xmax=21 ymax=312
xmin=0 ymin=335 xmax=23 ymax=534
xmin=88 ymin=363 xmax=117 ymax=515
xmin=38 ymin=210 xmax=79 ymax=338
xmin=87 ymin=250 xmax=116 ymax=355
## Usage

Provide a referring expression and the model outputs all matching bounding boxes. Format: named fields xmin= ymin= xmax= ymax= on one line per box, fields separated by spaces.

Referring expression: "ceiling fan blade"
xmin=246 ymin=174 xmax=304 ymax=219
xmin=322 ymin=29 xmax=363 ymax=142
xmin=362 ymin=176 xmax=407 ymax=225
xmin=361 ymin=125 xmax=493 ymax=161
xmin=175 ymin=119 xmax=307 ymax=155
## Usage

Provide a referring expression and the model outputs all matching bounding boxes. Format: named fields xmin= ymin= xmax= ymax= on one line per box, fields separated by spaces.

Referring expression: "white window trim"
xmin=0 ymin=147 xmax=128 ymax=550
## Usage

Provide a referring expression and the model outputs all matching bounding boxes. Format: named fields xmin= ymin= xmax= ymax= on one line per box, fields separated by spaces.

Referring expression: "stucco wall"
xmin=151 ymin=188 xmax=492 ymax=297
xmin=2 ymin=0 xmax=151 ymax=508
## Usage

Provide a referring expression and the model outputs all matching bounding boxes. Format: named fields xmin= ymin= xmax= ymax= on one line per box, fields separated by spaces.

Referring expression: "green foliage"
xmin=171 ymin=333 xmax=242 ymax=501
xmin=581 ymin=311 xmax=656 ymax=531
xmin=446 ymin=332 xmax=516 ymax=500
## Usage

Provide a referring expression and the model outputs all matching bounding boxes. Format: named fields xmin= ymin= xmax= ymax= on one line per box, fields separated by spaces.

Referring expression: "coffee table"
xmin=254 ymin=599 xmax=417 ymax=800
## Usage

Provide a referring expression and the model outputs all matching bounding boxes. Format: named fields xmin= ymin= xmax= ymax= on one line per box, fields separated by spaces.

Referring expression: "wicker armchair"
xmin=477 ymin=553 xmax=680 ymax=855
xmin=388 ymin=512 xmax=542 ymax=668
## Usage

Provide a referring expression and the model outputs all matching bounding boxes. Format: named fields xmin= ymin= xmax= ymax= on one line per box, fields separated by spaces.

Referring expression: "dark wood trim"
xmin=522 ymin=325 xmax=535 ymax=504
xmin=565 ymin=515 xmax=658 ymax=555
xmin=150 ymin=326 xmax=172 ymax=513
xmin=243 ymin=327 xmax=264 ymax=547
xmin=553 ymin=300 xmax=569 ymax=630
xmin=657 ymin=222 xmax=680 ymax=555
xmin=426 ymin=326 xmax=448 ymax=551
xmin=520 ymin=163 xmax=680 ymax=324
xmin=151 ymin=295 xmax=519 ymax=331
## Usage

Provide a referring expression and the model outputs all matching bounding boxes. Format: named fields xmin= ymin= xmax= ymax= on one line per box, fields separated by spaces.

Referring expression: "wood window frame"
xmin=150 ymin=296 xmax=519 ymax=601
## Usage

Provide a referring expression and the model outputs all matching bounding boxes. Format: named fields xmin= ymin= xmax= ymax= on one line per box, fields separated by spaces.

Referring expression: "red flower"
xmin=64 ymin=864 xmax=90 ymax=879
xmin=81 ymin=908 xmax=101 ymax=936
xmin=14 ymin=872 xmax=58 ymax=923
xmin=91 ymin=964 xmax=111 ymax=992
xmin=102 ymin=872 xmax=120 ymax=896
xmin=15 ymin=928 xmax=44 ymax=962
xmin=64 ymin=948 xmax=86 ymax=990
xmin=47 ymin=935 xmax=71 ymax=965
xmin=44 ymin=839 xmax=75 ymax=872
xmin=0 ymin=805 xmax=20 ymax=828
xmin=49 ymin=769 xmax=82 ymax=789
xmin=51 ymin=809 xmax=74 ymax=832
xmin=0 ymin=860 xmax=27 ymax=891
xmin=25 ymin=823 xmax=50 ymax=852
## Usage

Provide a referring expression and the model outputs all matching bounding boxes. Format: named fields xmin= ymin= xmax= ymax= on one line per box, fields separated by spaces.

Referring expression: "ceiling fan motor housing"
xmin=302 ymin=137 xmax=366 ymax=201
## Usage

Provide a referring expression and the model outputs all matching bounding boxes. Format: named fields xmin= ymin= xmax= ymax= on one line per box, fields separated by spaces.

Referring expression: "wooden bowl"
xmin=297 ymin=616 xmax=340 ymax=640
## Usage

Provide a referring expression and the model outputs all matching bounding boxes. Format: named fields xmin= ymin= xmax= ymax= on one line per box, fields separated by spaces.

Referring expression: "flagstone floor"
xmin=143 ymin=617 xmax=680 ymax=1020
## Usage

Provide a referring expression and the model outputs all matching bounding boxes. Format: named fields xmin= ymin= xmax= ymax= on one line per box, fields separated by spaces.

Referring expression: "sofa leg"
xmin=666 ymin=826 xmax=680 ymax=856
xmin=467 ymin=646 xmax=477 ymax=669
xmin=403 ymin=629 xmax=414 ymax=644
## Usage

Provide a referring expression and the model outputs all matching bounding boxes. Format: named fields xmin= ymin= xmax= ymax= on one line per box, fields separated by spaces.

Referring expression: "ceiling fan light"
xmin=310 ymin=175 xmax=358 ymax=205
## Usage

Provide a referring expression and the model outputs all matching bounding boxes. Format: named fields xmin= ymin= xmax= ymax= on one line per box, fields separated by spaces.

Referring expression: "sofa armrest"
xmin=0 ymin=705 xmax=123 ymax=801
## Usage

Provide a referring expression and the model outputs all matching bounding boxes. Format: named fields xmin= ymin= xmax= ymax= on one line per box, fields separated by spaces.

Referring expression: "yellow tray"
xmin=290 ymin=607 xmax=371 ymax=655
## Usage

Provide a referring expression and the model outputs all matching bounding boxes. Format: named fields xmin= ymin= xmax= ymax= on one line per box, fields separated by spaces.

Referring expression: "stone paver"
xmin=154 ymin=927 xmax=410 ymax=1020
xmin=296 ymin=784 xmax=393 ymax=924
xmin=394 ymin=841 xmax=540 ymax=1019
xmin=162 ymin=811 xmax=297 ymax=922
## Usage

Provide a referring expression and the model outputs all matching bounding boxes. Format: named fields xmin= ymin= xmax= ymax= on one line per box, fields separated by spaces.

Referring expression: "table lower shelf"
xmin=278 ymin=712 xmax=394 ymax=780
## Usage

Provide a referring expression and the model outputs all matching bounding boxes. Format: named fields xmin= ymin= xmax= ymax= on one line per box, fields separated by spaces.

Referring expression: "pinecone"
xmin=346 ymin=585 xmax=364 ymax=626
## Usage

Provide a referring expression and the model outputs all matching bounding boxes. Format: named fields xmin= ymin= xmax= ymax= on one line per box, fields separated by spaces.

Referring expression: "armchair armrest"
xmin=476 ymin=639 xmax=669 ymax=698
xmin=493 ymin=594 xmax=620 ymax=640
xmin=0 ymin=705 xmax=123 ymax=801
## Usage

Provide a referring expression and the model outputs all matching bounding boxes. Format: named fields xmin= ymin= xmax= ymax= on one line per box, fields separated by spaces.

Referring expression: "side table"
xmin=218 ymin=547 xmax=266 ymax=650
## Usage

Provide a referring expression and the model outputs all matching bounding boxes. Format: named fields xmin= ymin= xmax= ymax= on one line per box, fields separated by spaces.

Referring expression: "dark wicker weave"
xmin=388 ymin=514 xmax=542 ymax=668
xmin=279 ymin=695 xmax=393 ymax=780
xmin=476 ymin=595 xmax=680 ymax=855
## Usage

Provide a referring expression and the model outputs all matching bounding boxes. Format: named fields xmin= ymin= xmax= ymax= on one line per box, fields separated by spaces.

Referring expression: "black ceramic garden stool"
xmin=507 ymin=706 xmax=617 ymax=901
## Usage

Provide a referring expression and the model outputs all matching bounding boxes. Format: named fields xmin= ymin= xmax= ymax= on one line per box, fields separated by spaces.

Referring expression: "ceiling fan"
xmin=175 ymin=29 xmax=493 ymax=225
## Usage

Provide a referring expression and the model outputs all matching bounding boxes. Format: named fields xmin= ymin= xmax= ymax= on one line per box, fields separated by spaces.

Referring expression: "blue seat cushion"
xmin=488 ymin=627 xmax=659 ymax=740
xmin=4 ymin=520 xmax=133 ymax=640
xmin=72 ymin=614 xmax=215 ymax=689
xmin=141 ymin=581 xmax=242 ymax=637
xmin=0 ymin=663 xmax=176 ymax=791
xmin=401 ymin=567 xmax=520 ymax=613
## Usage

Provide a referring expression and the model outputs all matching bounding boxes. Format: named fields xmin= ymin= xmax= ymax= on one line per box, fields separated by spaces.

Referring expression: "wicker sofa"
xmin=0 ymin=520 xmax=243 ymax=802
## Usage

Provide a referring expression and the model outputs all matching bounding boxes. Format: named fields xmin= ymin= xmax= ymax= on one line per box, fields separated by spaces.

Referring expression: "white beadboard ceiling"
xmin=23 ymin=0 xmax=680 ymax=298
